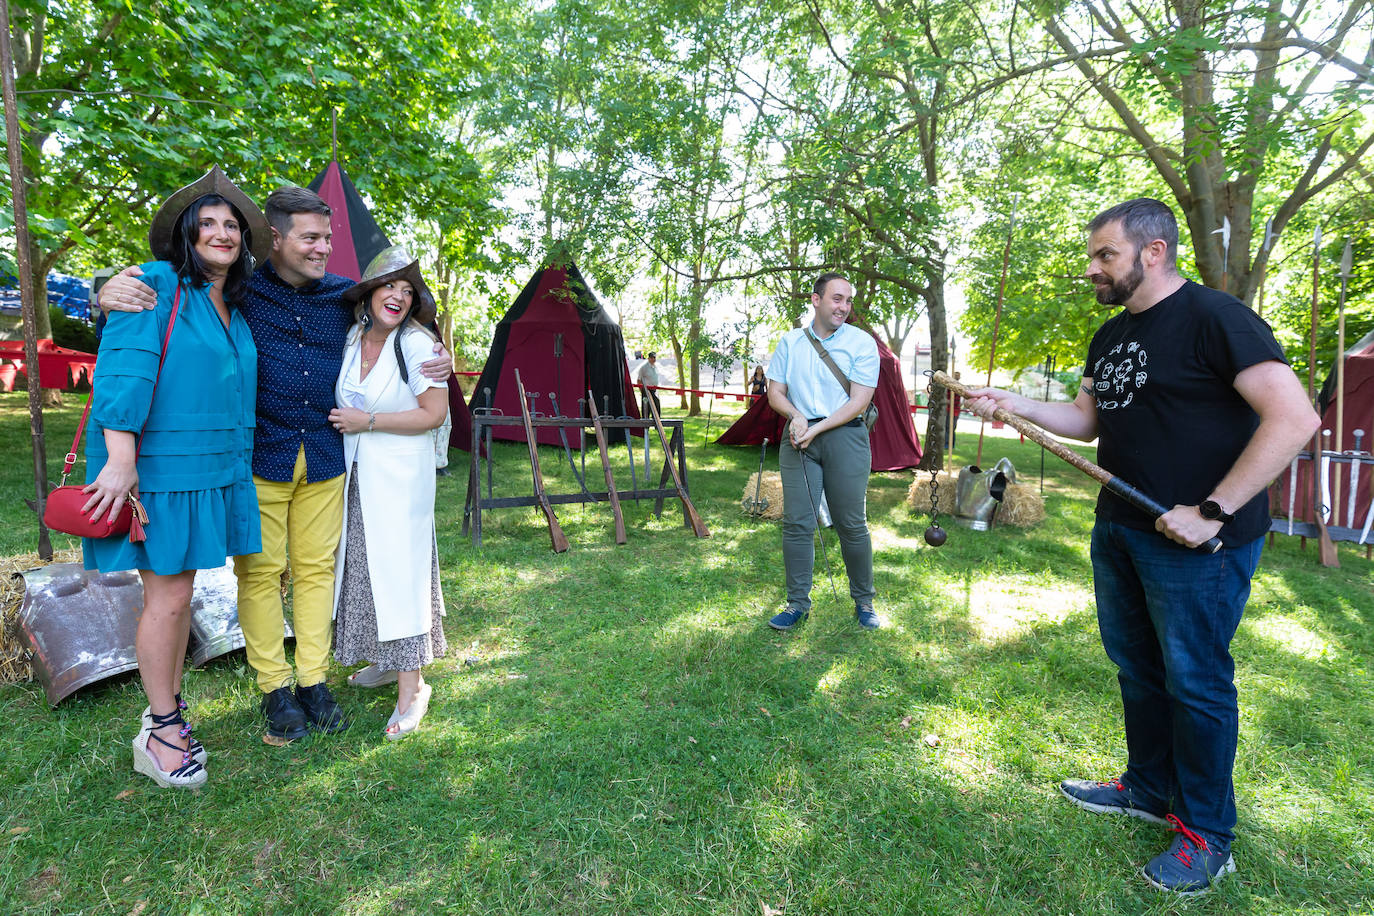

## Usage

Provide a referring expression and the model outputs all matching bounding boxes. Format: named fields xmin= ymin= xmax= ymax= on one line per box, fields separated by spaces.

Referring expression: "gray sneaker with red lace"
xmin=1059 ymin=776 xmax=1168 ymax=824
xmin=1142 ymin=815 xmax=1235 ymax=895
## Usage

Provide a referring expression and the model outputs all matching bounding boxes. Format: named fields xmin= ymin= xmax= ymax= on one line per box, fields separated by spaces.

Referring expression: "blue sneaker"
xmin=1143 ymin=816 xmax=1235 ymax=895
xmin=855 ymin=604 xmax=882 ymax=629
xmin=768 ymin=605 xmax=808 ymax=631
xmin=1059 ymin=776 xmax=1168 ymax=824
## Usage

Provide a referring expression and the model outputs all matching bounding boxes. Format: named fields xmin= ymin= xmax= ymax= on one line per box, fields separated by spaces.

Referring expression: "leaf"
xmin=762 ymin=903 xmax=784 ymax=916
xmin=8 ymin=826 xmax=28 ymax=834
xmin=923 ymin=733 xmax=941 ymax=747
xmin=687 ymin=736 xmax=697 ymax=744
xmin=759 ymin=706 xmax=771 ymax=717
xmin=114 ymin=789 xmax=135 ymax=800
xmin=899 ymin=716 xmax=914 ymax=728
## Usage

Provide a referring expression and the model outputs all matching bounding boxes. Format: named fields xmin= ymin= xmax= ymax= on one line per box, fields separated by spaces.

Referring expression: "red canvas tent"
xmin=470 ymin=262 xmax=637 ymax=447
xmin=716 ymin=322 xmax=922 ymax=472
xmin=307 ymin=160 xmax=473 ymax=451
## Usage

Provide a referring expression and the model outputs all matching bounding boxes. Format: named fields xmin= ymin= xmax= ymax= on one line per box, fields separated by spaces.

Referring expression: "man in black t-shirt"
xmin=967 ymin=199 xmax=1317 ymax=896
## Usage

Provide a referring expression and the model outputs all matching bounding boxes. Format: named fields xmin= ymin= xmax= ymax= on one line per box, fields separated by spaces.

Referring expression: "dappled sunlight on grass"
xmin=1246 ymin=616 xmax=1336 ymax=661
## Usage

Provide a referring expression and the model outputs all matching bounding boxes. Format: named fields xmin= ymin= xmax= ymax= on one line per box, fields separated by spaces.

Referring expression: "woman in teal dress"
xmin=82 ymin=167 xmax=266 ymax=789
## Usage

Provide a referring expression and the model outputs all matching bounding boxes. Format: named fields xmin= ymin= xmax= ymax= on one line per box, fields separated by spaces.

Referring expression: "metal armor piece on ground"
xmin=17 ymin=562 xmax=289 ymax=705
xmin=188 ymin=562 xmax=294 ymax=666
xmin=16 ymin=564 xmax=142 ymax=706
xmin=954 ymin=458 xmax=1015 ymax=530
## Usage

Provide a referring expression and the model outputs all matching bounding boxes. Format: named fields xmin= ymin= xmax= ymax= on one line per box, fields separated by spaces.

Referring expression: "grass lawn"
xmin=1 ymin=390 xmax=1372 ymax=915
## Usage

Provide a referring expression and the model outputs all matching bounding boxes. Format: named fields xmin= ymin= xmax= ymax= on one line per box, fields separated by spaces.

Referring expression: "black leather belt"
xmin=808 ymin=418 xmax=864 ymax=428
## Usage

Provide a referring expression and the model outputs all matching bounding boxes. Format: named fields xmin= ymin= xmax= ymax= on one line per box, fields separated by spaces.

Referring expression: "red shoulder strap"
xmin=61 ymin=284 xmax=183 ymax=483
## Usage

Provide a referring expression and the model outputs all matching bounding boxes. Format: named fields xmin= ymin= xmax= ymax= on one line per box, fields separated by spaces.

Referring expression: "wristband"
xmin=367 ymin=413 xmax=376 ymax=432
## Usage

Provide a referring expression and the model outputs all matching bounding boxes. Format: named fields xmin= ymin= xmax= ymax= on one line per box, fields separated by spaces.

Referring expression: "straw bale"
xmin=905 ymin=471 xmax=1045 ymax=527
xmin=741 ymin=471 xmax=784 ymax=520
xmin=1 ymin=547 xmax=82 ymax=684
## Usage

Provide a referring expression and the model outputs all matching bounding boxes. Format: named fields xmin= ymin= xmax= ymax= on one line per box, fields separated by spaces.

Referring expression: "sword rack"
xmin=1268 ymin=447 xmax=1374 ymax=556
xmin=462 ymin=412 xmax=694 ymax=547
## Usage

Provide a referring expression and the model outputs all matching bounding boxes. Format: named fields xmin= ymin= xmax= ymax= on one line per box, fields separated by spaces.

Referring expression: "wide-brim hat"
xmin=147 ymin=165 xmax=271 ymax=266
xmin=342 ymin=245 xmax=437 ymax=325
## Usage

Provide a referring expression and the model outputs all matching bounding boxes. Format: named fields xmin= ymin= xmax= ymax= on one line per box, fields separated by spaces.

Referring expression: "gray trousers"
xmin=779 ymin=423 xmax=875 ymax=611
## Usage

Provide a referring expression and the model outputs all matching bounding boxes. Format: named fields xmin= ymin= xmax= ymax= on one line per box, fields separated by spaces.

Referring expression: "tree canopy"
xmin=3 ymin=0 xmax=1370 ymax=428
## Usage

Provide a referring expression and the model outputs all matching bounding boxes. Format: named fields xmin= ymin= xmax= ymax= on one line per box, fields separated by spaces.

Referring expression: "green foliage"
xmin=46 ymin=306 xmax=97 ymax=353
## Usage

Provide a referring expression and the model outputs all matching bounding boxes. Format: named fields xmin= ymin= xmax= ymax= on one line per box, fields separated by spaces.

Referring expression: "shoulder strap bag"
xmin=43 ymin=285 xmax=183 ymax=542
xmin=806 ymin=328 xmax=878 ymax=430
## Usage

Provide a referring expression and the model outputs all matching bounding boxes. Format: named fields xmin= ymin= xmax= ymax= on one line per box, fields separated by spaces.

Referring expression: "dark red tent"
xmin=470 ymin=262 xmax=637 ymax=447
xmin=307 ymin=160 xmax=473 ymax=451
xmin=307 ymin=161 xmax=391 ymax=282
xmin=716 ymin=322 xmax=922 ymax=472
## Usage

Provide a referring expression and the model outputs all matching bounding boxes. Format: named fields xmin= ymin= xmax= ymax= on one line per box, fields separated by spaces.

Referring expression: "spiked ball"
xmin=923 ymin=524 xmax=947 ymax=547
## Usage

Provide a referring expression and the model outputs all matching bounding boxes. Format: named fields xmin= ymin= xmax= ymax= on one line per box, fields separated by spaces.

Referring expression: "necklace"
xmin=360 ymin=335 xmax=386 ymax=370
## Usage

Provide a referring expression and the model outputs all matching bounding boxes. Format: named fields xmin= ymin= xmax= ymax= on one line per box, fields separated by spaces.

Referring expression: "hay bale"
xmin=905 ymin=470 xmax=1045 ymax=527
xmin=906 ymin=471 xmax=959 ymax=516
xmin=741 ymin=471 xmax=783 ymax=520
xmin=1 ymin=546 xmax=82 ymax=684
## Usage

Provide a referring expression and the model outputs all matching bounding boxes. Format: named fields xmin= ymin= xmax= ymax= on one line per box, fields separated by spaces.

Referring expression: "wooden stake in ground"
xmin=932 ymin=371 xmax=1221 ymax=553
xmin=0 ymin=1 xmax=52 ymax=562
xmin=1333 ymin=238 xmax=1352 ymax=521
xmin=640 ymin=383 xmax=709 ymax=538
xmin=514 ymin=370 xmax=569 ymax=553
xmin=1307 ymin=227 xmax=1339 ymax=567
xmin=586 ymin=390 xmax=627 ymax=545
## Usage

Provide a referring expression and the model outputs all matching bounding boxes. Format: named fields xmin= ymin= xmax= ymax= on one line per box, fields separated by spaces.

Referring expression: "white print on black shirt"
xmin=1093 ymin=341 xmax=1148 ymax=411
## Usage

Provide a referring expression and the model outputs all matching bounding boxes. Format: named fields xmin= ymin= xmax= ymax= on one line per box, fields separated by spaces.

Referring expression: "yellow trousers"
xmin=234 ymin=445 xmax=345 ymax=693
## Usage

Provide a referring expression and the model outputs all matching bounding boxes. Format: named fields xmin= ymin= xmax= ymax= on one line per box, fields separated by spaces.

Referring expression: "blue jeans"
xmin=1090 ymin=519 xmax=1263 ymax=846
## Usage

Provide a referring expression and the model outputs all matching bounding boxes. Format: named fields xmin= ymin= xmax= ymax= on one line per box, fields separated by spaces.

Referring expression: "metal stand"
xmin=462 ymin=412 xmax=693 ymax=547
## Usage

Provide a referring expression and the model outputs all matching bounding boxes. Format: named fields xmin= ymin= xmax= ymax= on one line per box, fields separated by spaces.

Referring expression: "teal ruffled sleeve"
xmin=90 ymin=262 xmax=177 ymax=432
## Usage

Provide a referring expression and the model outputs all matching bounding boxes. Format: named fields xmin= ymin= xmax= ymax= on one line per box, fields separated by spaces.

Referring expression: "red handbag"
xmin=43 ymin=286 xmax=181 ymax=543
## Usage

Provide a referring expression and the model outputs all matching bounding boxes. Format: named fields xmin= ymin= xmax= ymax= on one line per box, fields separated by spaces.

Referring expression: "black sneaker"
xmin=296 ymin=682 xmax=349 ymax=733
xmin=1143 ymin=816 xmax=1235 ymax=895
xmin=261 ymin=686 xmax=309 ymax=742
xmin=1060 ymin=776 xmax=1169 ymax=824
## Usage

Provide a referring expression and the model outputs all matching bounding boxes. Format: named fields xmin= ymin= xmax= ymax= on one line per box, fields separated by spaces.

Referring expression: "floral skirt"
xmin=333 ymin=467 xmax=446 ymax=671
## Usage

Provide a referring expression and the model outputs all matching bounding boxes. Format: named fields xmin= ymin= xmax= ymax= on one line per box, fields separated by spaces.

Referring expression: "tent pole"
xmin=331 ymin=109 xmax=338 ymax=163
xmin=1 ymin=0 xmax=53 ymax=561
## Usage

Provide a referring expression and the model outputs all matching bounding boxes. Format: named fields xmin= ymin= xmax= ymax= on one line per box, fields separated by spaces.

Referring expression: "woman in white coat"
xmin=327 ymin=246 xmax=449 ymax=739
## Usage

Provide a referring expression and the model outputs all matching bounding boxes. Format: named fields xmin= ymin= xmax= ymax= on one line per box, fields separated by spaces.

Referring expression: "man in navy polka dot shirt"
xmin=99 ymin=186 xmax=452 ymax=743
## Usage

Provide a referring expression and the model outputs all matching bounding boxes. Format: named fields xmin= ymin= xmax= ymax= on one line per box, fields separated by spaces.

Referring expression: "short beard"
xmin=1094 ymin=252 xmax=1144 ymax=305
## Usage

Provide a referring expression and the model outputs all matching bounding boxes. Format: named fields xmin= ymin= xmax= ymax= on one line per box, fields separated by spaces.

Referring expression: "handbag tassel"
xmin=127 ymin=495 xmax=148 ymax=544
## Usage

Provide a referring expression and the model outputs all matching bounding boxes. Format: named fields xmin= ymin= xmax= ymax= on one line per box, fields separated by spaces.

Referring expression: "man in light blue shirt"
xmin=765 ymin=272 xmax=881 ymax=630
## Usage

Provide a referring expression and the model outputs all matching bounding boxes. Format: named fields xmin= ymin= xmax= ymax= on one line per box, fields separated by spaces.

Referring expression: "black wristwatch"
xmin=1198 ymin=500 xmax=1234 ymax=523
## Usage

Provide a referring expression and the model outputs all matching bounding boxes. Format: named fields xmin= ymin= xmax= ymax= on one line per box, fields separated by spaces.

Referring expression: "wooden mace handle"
xmin=932 ymin=371 xmax=1221 ymax=554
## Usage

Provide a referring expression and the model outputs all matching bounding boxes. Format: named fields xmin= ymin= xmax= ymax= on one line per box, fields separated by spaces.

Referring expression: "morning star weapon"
xmin=932 ymin=371 xmax=1221 ymax=553
xmin=587 ymin=389 xmax=627 ymax=545
xmin=640 ymin=383 xmax=709 ymax=538
xmin=514 ymin=369 xmax=569 ymax=553
xmin=1286 ymin=454 xmax=1299 ymax=536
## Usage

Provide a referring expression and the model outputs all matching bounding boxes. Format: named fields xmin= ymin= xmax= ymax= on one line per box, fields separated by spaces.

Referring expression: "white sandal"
xmin=348 ymin=664 xmax=399 ymax=688
xmin=133 ymin=711 xmax=207 ymax=789
xmin=385 ymin=683 xmax=432 ymax=741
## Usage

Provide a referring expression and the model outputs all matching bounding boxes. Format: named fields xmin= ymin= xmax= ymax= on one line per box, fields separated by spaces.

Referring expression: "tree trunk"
xmin=917 ymin=259 xmax=948 ymax=471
